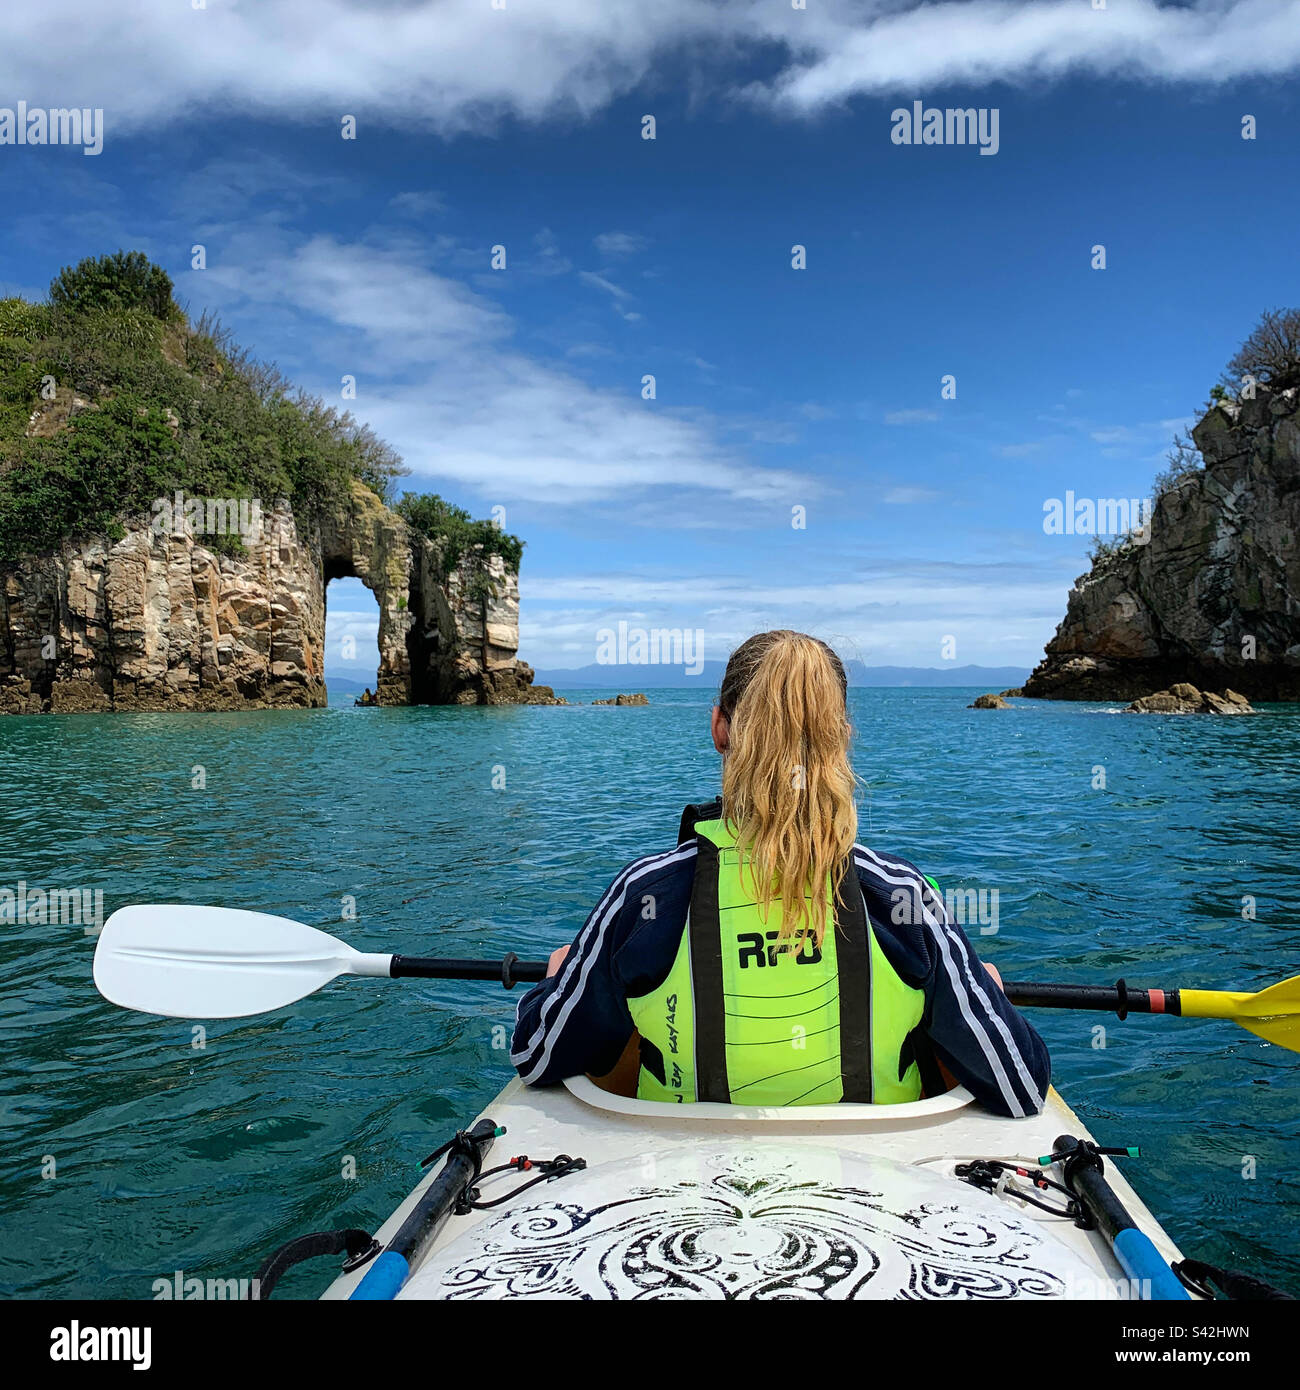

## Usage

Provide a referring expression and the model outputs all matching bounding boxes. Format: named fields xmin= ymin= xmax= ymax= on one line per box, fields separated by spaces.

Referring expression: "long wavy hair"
xmin=717 ymin=630 xmax=857 ymax=945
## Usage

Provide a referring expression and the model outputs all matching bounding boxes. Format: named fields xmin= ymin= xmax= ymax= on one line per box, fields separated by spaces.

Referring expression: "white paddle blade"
xmin=93 ymin=905 xmax=392 ymax=1019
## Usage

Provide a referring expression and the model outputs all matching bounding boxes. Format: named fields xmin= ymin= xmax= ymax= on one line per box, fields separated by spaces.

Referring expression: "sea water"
xmin=0 ymin=688 xmax=1296 ymax=1297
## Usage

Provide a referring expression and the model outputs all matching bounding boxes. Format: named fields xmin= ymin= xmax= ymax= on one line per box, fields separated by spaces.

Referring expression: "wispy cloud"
xmin=518 ymin=560 xmax=1073 ymax=667
xmin=578 ymin=269 xmax=640 ymax=321
xmin=531 ymin=228 xmax=573 ymax=278
xmin=578 ymin=270 xmax=632 ymax=303
xmin=185 ymin=232 xmax=818 ymax=509
xmin=882 ymin=486 xmax=940 ymax=504
xmin=884 ymin=408 xmax=938 ymax=425
xmin=749 ymin=0 xmax=1300 ymax=114
xmin=593 ymin=231 xmax=649 ymax=258
xmin=4 ymin=2 xmax=1296 ymax=140
xmin=389 ymin=190 xmax=447 ymax=218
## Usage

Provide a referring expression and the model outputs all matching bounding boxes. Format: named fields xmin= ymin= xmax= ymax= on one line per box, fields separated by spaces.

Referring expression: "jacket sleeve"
xmin=915 ymin=879 xmax=1052 ymax=1118
xmin=509 ymin=865 xmax=639 ymax=1088
xmin=856 ymin=851 xmax=1051 ymax=1118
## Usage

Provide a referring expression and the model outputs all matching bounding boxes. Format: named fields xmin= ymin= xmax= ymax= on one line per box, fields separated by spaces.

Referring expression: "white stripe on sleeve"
xmin=854 ymin=846 xmax=1042 ymax=1117
xmin=511 ymin=843 xmax=698 ymax=1083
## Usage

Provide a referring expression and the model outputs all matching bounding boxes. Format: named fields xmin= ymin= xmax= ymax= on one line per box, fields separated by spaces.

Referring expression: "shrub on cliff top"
xmin=1225 ymin=307 xmax=1300 ymax=394
xmin=396 ymin=493 xmax=524 ymax=579
xmin=49 ymin=251 xmax=182 ymax=323
xmin=0 ymin=255 xmax=410 ymax=561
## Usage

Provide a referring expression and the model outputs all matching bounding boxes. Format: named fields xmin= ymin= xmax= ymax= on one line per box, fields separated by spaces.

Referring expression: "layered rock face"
xmin=0 ymin=481 xmax=552 ymax=713
xmin=1024 ymin=386 xmax=1300 ymax=701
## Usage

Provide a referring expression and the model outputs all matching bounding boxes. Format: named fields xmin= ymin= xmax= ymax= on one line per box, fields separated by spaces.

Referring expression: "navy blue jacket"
xmin=511 ymin=801 xmax=1051 ymax=1117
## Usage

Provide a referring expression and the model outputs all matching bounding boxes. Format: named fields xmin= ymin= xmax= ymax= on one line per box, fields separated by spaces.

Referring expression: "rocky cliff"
xmin=0 ymin=480 xmax=554 ymax=713
xmin=1024 ymin=386 xmax=1300 ymax=701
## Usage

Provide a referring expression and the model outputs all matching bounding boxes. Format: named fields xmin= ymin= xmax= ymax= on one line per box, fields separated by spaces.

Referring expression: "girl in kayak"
xmin=511 ymin=630 xmax=1050 ymax=1117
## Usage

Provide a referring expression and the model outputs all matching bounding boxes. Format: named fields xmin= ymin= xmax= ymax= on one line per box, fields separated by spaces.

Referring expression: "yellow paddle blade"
xmin=1179 ymin=975 xmax=1300 ymax=1053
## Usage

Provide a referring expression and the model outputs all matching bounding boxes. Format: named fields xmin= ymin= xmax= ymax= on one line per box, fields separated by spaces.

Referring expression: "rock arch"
xmin=0 ymin=479 xmax=552 ymax=712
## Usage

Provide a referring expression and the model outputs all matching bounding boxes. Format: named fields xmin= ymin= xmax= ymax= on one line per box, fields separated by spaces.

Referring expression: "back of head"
xmin=717 ymin=631 xmax=856 ymax=943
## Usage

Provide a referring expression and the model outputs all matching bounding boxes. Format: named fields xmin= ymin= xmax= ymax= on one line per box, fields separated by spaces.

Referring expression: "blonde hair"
xmin=718 ymin=631 xmax=857 ymax=945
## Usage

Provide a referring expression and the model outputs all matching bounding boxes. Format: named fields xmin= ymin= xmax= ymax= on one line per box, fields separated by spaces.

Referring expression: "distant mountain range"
xmin=527 ymin=661 xmax=1030 ymax=689
xmin=323 ymin=673 xmax=373 ymax=695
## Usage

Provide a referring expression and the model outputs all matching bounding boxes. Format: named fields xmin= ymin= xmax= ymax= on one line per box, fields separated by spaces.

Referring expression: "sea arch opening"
xmin=324 ymin=572 xmax=382 ymax=705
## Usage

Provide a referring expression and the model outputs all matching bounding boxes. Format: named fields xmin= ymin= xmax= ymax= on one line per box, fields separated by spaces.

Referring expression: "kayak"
xmin=320 ymin=1074 xmax=1192 ymax=1301
xmin=89 ymin=907 xmax=1296 ymax=1300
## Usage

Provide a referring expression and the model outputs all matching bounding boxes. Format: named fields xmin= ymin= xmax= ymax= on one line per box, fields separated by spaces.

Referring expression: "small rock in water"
xmin=591 ymin=692 xmax=649 ymax=705
xmin=1126 ymin=684 xmax=1255 ymax=714
xmin=969 ymin=693 xmax=1011 ymax=709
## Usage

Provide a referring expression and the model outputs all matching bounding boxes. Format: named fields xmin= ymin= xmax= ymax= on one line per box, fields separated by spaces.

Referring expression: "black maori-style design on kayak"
xmin=411 ymin=1150 xmax=1078 ymax=1301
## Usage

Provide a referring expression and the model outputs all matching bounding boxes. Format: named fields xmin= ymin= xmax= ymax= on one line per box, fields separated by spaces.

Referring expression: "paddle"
xmin=91 ymin=904 xmax=1300 ymax=1051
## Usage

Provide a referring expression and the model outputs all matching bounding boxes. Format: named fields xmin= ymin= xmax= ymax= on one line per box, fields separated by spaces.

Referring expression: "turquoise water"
xmin=1 ymin=688 xmax=1297 ymax=1299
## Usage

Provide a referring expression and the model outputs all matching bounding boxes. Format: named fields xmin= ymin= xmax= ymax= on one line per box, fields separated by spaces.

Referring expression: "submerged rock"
xmin=1126 ymin=684 xmax=1254 ymax=714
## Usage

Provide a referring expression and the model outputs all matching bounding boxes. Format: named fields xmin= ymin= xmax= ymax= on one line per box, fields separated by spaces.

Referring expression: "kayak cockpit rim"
xmin=562 ymin=1072 xmax=976 ymax=1123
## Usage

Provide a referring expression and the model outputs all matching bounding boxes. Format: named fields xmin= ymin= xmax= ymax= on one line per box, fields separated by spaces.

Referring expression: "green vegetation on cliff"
xmin=396 ymin=493 xmax=524 ymax=581
xmin=0 ymin=251 xmax=408 ymax=561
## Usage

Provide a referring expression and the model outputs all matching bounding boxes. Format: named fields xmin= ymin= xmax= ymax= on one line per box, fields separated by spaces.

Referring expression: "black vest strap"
xmin=688 ymin=835 xmax=730 ymax=1103
xmin=678 ymin=798 xmax=722 ymax=845
xmin=833 ymin=869 xmax=874 ymax=1103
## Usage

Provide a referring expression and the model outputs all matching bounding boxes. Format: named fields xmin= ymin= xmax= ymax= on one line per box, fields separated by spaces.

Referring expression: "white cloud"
xmin=593 ymin=231 xmax=649 ymax=258
xmin=884 ymin=409 xmax=938 ymax=425
xmin=199 ymin=232 xmax=511 ymax=361
xmin=190 ymin=233 xmax=818 ymax=508
xmin=750 ymin=0 xmax=1300 ymax=114
xmin=517 ymin=563 xmax=1072 ymax=668
xmin=389 ymin=190 xmax=447 ymax=218
xmin=3 ymin=2 xmax=1296 ymax=140
xmin=578 ymin=270 xmax=641 ymax=320
xmin=578 ymin=270 xmax=632 ymax=303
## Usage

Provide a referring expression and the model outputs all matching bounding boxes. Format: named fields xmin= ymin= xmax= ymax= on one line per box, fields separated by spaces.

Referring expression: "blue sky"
xmin=3 ymin=1 xmax=1299 ymax=679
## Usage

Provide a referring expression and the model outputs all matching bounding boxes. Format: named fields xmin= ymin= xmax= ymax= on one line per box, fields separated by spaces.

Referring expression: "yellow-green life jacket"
xmin=627 ymin=819 xmax=925 ymax=1105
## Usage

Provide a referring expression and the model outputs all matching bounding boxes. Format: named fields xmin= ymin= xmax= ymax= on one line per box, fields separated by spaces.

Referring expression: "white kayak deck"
xmin=323 ymin=1078 xmax=1188 ymax=1300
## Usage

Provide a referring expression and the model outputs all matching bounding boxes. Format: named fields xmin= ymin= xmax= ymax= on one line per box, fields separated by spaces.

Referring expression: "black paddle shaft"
xmin=390 ymin=954 xmax=548 ymax=989
xmin=1003 ymin=981 xmax=1182 ymax=1020
xmin=391 ymin=955 xmax=1181 ymax=1017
